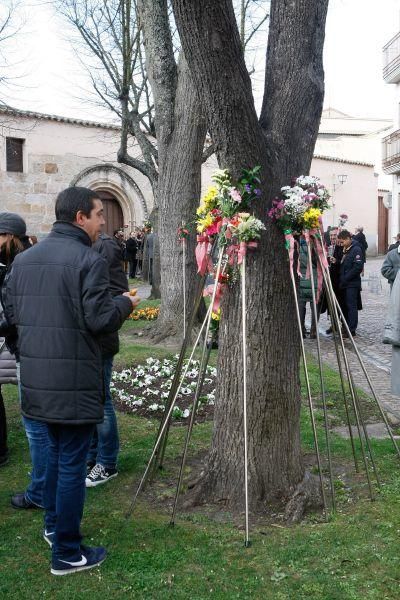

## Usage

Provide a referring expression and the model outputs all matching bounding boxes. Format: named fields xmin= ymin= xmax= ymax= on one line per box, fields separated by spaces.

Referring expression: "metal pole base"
xmin=244 ymin=540 xmax=252 ymax=548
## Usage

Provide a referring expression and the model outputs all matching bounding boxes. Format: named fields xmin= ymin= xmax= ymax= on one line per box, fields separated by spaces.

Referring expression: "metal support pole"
xmin=170 ymin=332 xmax=214 ymax=526
xmin=288 ymin=260 xmax=328 ymax=517
xmin=182 ymin=231 xmax=187 ymax=340
xmin=126 ymin=300 xmax=214 ymax=518
xmin=306 ymin=239 xmax=336 ymax=511
xmin=241 ymin=255 xmax=251 ymax=547
xmin=156 ymin=249 xmax=225 ymax=471
xmin=313 ymin=239 xmax=375 ymax=498
xmin=318 ymin=238 xmax=400 ymax=460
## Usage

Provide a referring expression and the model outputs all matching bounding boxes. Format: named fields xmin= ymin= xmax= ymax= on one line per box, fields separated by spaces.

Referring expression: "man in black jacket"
xmin=85 ymin=232 xmax=129 ymax=486
xmin=337 ymin=229 xmax=363 ymax=336
xmin=5 ymin=187 xmax=139 ymax=576
xmin=125 ymin=231 xmax=138 ymax=278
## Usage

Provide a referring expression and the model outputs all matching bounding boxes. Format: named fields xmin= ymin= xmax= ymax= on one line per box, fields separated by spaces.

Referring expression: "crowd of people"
xmin=112 ymin=225 xmax=154 ymax=282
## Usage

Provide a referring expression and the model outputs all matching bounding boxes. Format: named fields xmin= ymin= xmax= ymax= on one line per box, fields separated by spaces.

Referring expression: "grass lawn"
xmin=1 ymin=334 xmax=400 ymax=599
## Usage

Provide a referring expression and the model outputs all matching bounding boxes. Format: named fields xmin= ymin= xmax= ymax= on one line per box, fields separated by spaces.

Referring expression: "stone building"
xmin=0 ymin=106 xmax=153 ymax=237
xmin=0 ymin=104 xmax=388 ymax=255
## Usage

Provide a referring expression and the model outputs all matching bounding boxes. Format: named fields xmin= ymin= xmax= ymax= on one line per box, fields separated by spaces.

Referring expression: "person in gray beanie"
xmin=0 ymin=214 xmax=29 ymax=467
xmin=0 ymin=213 xmax=48 ymax=507
xmin=0 ymin=212 xmax=27 ymax=239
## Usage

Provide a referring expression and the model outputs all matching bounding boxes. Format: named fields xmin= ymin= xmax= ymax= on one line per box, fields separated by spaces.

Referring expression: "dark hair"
xmin=0 ymin=234 xmax=23 ymax=266
xmin=337 ymin=229 xmax=352 ymax=240
xmin=55 ymin=187 xmax=100 ymax=223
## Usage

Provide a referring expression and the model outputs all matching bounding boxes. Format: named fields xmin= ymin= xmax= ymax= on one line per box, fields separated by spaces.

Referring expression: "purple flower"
xmin=254 ymin=188 xmax=262 ymax=197
xmin=245 ymin=184 xmax=252 ymax=193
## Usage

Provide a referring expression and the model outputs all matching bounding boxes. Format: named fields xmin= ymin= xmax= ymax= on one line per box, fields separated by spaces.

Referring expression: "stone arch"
xmin=70 ymin=163 xmax=149 ymax=228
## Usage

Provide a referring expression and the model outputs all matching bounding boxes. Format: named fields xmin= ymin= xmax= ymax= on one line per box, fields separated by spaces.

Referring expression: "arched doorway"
xmin=96 ymin=190 xmax=124 ymax=237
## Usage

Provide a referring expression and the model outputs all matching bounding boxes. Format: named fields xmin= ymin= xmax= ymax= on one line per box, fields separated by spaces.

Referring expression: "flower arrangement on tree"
xmin=268 ymin=175 xmax=331 ymax=301
xmin=194 ymin=166 xmax=265 ymax=320
xmin=268 ymin=175 xmax=330 ymax=234
xmin=194 ymin=167 xmax=265 ymax=310
xmin=338 ymin=213 xmax=348 ymax=228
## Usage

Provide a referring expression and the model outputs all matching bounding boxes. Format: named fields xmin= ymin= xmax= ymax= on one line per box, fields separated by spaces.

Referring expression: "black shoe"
xmin=86 ymin=461 xmax=95 ymax=474
xmin=0 ymin=452 xmax=9 ymax=467
xmin=85 ymin=464 xmax=118 ymax=488
xmin=11 ymin=493 xmax=41 ymax=510
xmin=325 ymin=327 xmax=333 ymax=335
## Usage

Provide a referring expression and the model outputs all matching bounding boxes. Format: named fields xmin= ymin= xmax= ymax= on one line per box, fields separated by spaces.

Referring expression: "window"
xmin=6 ymin=137 xmax=24 ymax=172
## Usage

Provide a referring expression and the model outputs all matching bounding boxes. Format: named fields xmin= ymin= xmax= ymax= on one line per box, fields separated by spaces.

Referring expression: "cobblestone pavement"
xmin=304 ymin=256 xmax=400 ymax=422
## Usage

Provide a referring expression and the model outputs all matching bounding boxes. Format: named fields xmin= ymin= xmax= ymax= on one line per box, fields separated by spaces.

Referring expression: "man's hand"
xmin=123 ymin=291 xmax=141 ymax=309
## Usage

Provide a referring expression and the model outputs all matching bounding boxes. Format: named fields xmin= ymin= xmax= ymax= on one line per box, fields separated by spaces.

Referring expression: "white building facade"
xmin=383 ymin=29 xmax=400 ymax=242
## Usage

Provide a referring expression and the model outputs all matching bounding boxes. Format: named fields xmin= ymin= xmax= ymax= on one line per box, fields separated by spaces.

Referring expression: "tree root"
xmin=284 ymin=471 xmax=324 ymax=524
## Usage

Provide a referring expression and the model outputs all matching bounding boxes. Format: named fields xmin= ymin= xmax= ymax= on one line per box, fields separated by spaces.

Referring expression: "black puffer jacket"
xmin=4 ymin=222 xmax=132 ymax=425
xmin=339 ymin=243 xmax=363 ymax=289
xmin=92 ymin=232 xmax=129 ymax=357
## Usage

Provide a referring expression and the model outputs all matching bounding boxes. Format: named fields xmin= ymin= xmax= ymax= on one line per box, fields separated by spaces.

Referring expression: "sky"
xmin=1 ymin=0 xmax=400 ymax=123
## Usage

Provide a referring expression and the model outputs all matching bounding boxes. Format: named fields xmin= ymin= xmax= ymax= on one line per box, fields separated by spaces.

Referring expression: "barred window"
xmin=6 ymin=137 xmax=24 ymax=172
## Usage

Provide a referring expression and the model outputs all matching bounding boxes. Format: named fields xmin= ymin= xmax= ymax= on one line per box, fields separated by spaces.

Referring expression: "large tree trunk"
xmin=172 ymin=0 xmax=329 ymax=512
xmin=140 ymin=0 xmax=207 ymax=343
xmin=152 ymin=57 xmax=207 ymax=342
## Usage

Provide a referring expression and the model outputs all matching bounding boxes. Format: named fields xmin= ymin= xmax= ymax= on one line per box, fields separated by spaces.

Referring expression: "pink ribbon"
xmin=227 ymin=240 xmax=258 ymax=266
xmin=203 ymin=282 xmax=226 ymax=312
xmin=195 ymin=235 xmax=212 ymax=275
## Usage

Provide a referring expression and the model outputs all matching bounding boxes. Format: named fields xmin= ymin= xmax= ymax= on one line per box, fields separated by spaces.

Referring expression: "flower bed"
xmin=111 ymin=356 xmax=217 ymax=421
xmin=128 ymin=306 xmax=160 ymax=321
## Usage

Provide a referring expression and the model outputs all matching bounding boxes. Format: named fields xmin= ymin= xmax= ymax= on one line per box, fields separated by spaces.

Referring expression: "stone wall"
xmin=0 ymin=112 xmax=154 ymax=237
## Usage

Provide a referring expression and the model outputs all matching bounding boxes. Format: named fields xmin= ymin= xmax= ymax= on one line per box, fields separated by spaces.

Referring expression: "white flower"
xmin=131 ymin=399 xmax=143 ymax=407
xmin=183 ymin=409 xmax=190 ymax=418
xmin=148 ymin=403 xmax=159 ymax=412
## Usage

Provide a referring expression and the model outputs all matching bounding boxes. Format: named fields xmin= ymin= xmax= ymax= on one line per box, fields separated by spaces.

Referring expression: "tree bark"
xmin=140 ymin=0 xmax=207 ymax=342
xmin=172 ymin=0 xmax=329 ymax=511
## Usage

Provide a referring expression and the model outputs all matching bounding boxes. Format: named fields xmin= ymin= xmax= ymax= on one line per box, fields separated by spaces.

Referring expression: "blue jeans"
xmin=22 ymin=416 xmax=49 ymax=507
xmin=17 ymin=363 xmax=49 ymax=507
xmin=44 ymin=423 xmax=95 ymax=560
xmin=87 ymin=356 xmax=119 ymax=469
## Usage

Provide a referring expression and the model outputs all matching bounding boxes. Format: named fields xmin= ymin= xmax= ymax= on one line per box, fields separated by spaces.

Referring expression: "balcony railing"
xmin=383 ymin=31 xmax=400 ymax=83
xmin=383 ymin=129 xmax=400 ymax=174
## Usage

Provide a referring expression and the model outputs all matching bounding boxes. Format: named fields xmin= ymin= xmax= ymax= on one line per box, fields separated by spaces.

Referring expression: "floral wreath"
xmin=194 ymin=167 xmax=265 ymax=326
xmin=268 ymin=175 xmax=331 ymax=300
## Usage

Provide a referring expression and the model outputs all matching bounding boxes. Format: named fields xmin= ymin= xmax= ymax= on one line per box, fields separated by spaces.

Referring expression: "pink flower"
xmin=229 ymin=187 xmax=242 ymax=203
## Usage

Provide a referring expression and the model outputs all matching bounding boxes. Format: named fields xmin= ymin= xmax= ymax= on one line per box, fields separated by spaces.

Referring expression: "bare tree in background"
xmin=0 ymin=0 xmax=22 ymax=105
xmin=172 ymin=0 xmax=329 ymax=519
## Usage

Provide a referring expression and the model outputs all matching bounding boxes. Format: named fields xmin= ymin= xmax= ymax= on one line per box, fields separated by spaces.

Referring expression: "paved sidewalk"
xmin=305 ymin=257 xmax=400 ymax=422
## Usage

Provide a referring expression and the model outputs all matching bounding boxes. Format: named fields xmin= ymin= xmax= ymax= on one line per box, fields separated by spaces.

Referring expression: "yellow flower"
xmin=196 ymin=212 xmax=214 ymax=233
xmin=197 ymin=186 xmax=218 ymax=217
xmin=211 ymin=308 xmax=221 ymax=321
xmin=302 ymin=208 xmax=321 ymax=230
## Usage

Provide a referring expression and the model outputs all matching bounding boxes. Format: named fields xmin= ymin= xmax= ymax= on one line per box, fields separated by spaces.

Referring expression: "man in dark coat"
xmin=325 ymin=227 xmax=344 ymax=334
xmin=337 ymin=229 xmax=363 ymax=336
xmin=125 ymin=231 xmax=138 ymax=278
xmin=4 ymin=187 xmax=139 ymax=576
xmin=85 ymin=232 xmax=129 ymax=486
xmin=352 ymin=226 xmax=368 ymax=263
